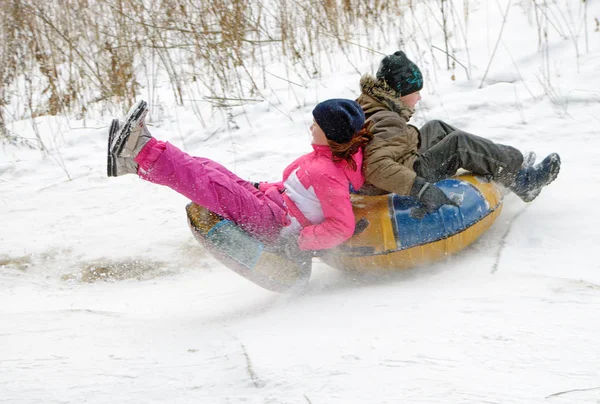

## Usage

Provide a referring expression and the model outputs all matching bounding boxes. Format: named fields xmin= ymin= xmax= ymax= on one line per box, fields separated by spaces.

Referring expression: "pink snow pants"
xmin=135 ymin=139 xmax=288 ymax=243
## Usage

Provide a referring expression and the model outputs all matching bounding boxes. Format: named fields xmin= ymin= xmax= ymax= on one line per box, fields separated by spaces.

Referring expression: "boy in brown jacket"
xmin=356 ymin=50 xmax=561 ymax=217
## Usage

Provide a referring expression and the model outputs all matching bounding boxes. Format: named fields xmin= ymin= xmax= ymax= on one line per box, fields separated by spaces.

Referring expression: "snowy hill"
xmin=1 ymin=1 xmax=600 ymax=403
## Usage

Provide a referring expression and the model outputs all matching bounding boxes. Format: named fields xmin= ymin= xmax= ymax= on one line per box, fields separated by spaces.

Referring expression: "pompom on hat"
xmin=312 ymin=99 xmax=365 ymax=144
xmin=376 ymin=51 xmax=423 ymax=96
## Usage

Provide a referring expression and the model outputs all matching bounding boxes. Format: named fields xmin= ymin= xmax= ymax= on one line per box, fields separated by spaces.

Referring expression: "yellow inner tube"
xmin=322 ymin=175 xmax=503 ymax=272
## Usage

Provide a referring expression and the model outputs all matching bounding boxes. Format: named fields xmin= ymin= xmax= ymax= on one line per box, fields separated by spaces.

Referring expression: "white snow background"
xmin=1 ymin=1 xmax=600 ymax=403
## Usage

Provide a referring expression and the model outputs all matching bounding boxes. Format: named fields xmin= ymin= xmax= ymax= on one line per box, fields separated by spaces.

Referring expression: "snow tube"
xmin=185 ymin=174 xmax=502 ymax=291
xmin=320 ymin=174 xmax=503 ymax=272
xmin=185 ymin=202 xmax=311 ymax=293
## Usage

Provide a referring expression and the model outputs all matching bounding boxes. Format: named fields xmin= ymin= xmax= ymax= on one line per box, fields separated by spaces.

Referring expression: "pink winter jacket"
xmin=259 ymin=145 xmax=365 ymax=251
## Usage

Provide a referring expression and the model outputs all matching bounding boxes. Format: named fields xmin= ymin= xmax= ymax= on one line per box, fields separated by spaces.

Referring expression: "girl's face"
xmin=400 ymin=91 xmax=421 ymax=109
xmin=310 ymin=120 xmax=329 ymax=145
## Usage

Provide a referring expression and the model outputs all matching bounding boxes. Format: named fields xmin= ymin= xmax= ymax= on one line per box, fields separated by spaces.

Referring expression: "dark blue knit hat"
xmin=376 ymin=51 xmax=423 ymax=96
xmin=312 ymin=99 xmax=365 ymax=144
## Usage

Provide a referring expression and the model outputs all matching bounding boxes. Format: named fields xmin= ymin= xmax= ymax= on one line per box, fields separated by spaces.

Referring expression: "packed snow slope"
xmin=1 ymin=1 xmax=600 ymax=403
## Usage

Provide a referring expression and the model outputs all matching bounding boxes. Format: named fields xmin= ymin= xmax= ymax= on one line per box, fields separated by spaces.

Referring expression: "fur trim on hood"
xmin=358 ymin=74 xmax=414 ymax=122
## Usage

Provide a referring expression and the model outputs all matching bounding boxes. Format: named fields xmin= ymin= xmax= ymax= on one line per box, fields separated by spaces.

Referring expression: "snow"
xmin=2 ymin=1 xmax=600 ymax=403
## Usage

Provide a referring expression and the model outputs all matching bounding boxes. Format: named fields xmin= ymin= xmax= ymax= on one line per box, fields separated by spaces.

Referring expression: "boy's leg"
xmin=415 ymin=120 xmax=559 ymax=202
xmin=418 ymin=120 xmax=461 ymax=153
xmin=415 ymin=120 xmax=523 ymax=183
xmin=136 ymin=141 xmax=283 ymax=241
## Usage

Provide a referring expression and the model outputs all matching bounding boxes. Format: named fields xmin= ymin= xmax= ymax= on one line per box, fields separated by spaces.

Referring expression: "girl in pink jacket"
xmin=107 ymin=99 xmax=371 ymax=261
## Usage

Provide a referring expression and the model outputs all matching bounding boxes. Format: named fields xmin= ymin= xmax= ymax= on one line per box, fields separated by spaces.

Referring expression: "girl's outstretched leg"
xmin=109 ymin=100 xmax=286 ymax=241
xmin=135 ymin=141 xmax=284 ymax=240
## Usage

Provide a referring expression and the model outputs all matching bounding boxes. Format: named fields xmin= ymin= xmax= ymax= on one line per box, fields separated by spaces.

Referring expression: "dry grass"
xmin=0 ymin=0 xmax=592 ymax=138
xmin=0 ymin=0 xmax=406 ymax=127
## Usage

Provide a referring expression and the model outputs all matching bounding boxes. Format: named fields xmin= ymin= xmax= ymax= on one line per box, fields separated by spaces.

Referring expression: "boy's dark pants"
xmin=413 ymin=120 xmax=523 ymax=185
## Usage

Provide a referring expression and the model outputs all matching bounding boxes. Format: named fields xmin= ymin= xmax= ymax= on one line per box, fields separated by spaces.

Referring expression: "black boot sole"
xmin=107 ymin=119 xmax=119 ymax=177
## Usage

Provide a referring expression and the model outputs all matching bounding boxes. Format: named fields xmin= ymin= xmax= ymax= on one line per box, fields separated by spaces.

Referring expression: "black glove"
xmin=283 ymin=236 xmax=315 ymax=263
xmin=410 ymin=177 xmax=459 ymax=219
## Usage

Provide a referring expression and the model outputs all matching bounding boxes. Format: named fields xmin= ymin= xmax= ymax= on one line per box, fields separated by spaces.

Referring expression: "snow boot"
xmin=509 ymin=153 xmax=561 ymax=202
xmin=107 ymin=119 xmax=139 ymax=177
xmin=110 ymin=100 xmax=152 ymax=159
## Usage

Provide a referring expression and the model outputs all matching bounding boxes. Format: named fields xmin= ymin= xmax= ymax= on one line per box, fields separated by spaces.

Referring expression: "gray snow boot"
xmin=509 ymin=153 xmax=561 ymax=202
xmin=107 ymin=119 xmax=139 ymax=177
xmin=110 ymin=100 xmax=152 ymax=159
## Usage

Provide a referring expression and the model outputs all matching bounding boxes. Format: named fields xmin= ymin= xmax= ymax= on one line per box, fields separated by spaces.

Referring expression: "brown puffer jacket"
xmin=356 ymin=74 xmax=421 ymax=196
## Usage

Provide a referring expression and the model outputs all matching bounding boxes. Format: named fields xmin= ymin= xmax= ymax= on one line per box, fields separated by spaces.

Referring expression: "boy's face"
xmin=400 ymin=91 xmax=421 ymax=109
